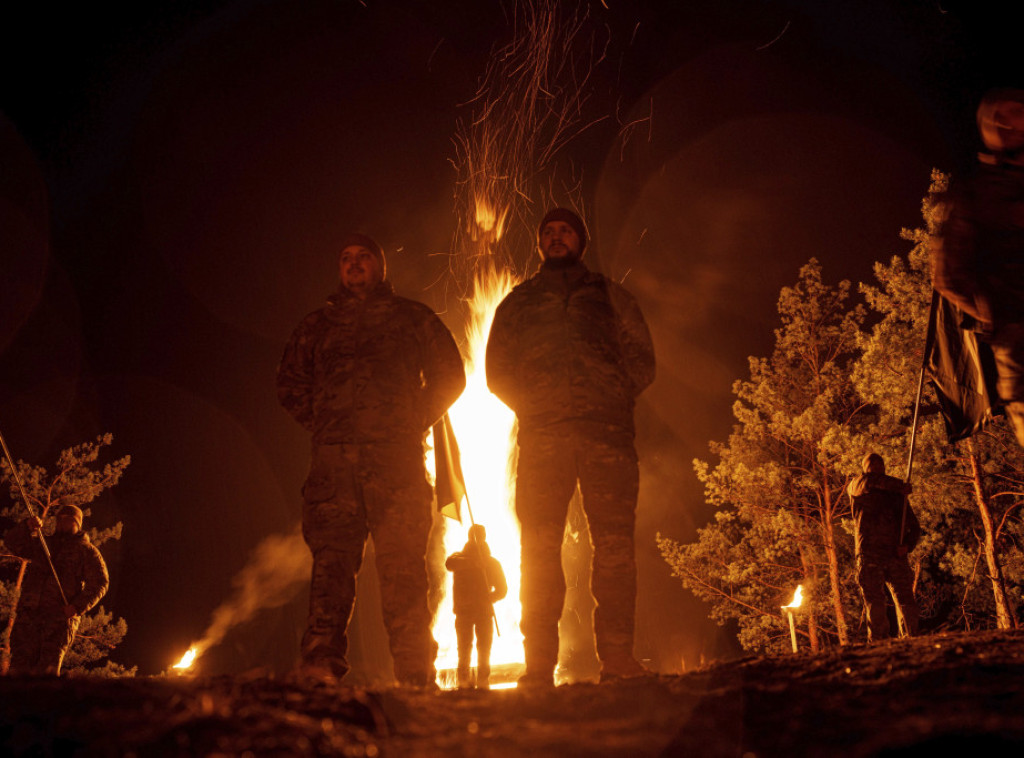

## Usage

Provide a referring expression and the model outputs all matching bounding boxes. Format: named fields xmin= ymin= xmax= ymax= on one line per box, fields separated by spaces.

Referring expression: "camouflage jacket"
xmin=485 ymin=260 xmax=655 ymax=438
xmin=4 ymin=521 xmax=109 ymax=615
xmin=445 ymin=542 xmax=507 ymax=617
xmin=932 ymin=159 xmax=1024 ymax=330
xmin=847 ymin=473 xmax=921 ymax=558
xmin=277 ymin=281 xmax=466 ymax=445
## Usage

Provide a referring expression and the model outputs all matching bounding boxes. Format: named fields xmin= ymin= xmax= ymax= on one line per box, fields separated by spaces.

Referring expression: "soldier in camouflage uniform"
xmin=486 ymin=208 xmax=655 ymax=685
xmin=932 ymin=88 xmax=1024 ymax=446
xmin=277 ymin=233 xmax=466 ymax=686
xmin=847 ymin=453 xmax=921 ymax=640
xmin=4 ymin=504 xmax=109 ymax=676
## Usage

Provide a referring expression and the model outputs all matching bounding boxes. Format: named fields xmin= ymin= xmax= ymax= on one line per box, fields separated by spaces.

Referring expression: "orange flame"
xmin=172 ymin=646 xmax=198 ymax=671
xmin=432 ymin=265 xmax=523 ymax=689
xmin=782 ymin=585 xmax=804 ymax=610
xmin=473 ymin=197 xmax=509 ymax=242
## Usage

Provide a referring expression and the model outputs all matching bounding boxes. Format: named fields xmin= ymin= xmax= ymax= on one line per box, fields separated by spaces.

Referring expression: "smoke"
xmin=191 ymin=522 xmax=310 ymax=658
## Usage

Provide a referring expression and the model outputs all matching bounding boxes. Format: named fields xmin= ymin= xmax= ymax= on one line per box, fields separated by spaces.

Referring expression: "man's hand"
xmin=26 ymin=516 xmax=42 ymax=536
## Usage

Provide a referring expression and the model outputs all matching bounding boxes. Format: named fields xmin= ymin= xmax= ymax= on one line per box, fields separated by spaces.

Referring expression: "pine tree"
xmin=855 ymin=170 xmax=1023 ymax=630
xmin=659 ymin=260 xmax=868 ymax=653
xmin=0 ymin=433 xmax=135 ymax=675
xmin=661 ymin=172 xmax=1024 ymax=653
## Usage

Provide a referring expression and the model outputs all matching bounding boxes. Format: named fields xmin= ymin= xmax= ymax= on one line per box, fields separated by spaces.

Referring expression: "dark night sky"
xmin=0 ymin=1 xmax=1013 ymax=675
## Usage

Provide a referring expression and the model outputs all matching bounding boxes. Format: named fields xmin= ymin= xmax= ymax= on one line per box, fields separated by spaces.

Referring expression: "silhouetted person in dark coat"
xmin=445 ymin=524 xmax=507 ymax=689
xmin=847 ymin=453 xmax=921 ymax=640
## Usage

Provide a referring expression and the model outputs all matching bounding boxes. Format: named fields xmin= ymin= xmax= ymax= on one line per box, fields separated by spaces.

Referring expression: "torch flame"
xmin=783 ymin=585 xmax=804 ymax=610
xmin=172 ymin=646 xmax=198 ymax=671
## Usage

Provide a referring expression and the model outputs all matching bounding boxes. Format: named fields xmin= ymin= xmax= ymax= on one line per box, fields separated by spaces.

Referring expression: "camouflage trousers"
xmin=301 ymin=442 xmax=437 ymax=684
xmin=8 ymin=605 xmax=80 ymax=676
xmin=990 ymin=323 xmax=1024 ymax=447
xmin=857 ymin=553 xmax=920 ymax=640
xmin=515 ymin=431 xmax=639 ymax=680
xmin=455 ymin=611 xmax=494 ymax=687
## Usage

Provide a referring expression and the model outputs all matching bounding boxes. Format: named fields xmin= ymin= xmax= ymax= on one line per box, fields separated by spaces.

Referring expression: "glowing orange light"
xmin=783 ymin=585 xmax=804 ymax=610
xmin=172 ymin=646 xmax=198 ymax=671
xmin=781 ymin=585 xmax=804 ymax=654
xmin=431 ymin=263 xmax=523 ymax=690
xmin=471 ymin=197 xmax=509 ymax=243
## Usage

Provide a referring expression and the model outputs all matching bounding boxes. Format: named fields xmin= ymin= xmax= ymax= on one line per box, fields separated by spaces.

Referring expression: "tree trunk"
xmin=1 ymin=558 xmax=27 ymax=674
xmin=806 ymin=604 xmax=820 ymax=652
xmin=966 ymin=439 xmax=1018 ymax=630
xmin=820 ymin=482 xmax=849 ymax=645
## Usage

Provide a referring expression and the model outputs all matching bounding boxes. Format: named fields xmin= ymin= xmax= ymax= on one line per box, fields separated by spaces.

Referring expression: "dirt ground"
xmin=3 ymin=628 xmax=1024 ymax=757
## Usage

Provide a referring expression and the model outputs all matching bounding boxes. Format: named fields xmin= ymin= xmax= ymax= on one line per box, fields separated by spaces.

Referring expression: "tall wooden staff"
xmin=0 ymin=428 xmax=69 ymax=605
xmin=902 ymin=290 xmax=941 ymax=541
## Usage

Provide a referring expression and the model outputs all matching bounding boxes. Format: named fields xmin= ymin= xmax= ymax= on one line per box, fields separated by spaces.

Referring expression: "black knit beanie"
xmin=538 ymin=208 xmax=588 ymax=256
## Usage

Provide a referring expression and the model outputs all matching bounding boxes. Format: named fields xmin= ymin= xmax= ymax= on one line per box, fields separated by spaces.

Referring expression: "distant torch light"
xmin=781 ymin=585 xmax=804 ymax=654
xmin=172 ymin=646 xmax=198 ymax=674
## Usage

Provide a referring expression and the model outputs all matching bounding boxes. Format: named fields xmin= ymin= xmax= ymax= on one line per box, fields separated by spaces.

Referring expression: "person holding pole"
xmin=277 ymin=233 xmax=466 ymax=686
xmin=847 ymin=453 xmax=921 ymax=641
xmin=445 ymin=524 xmax=507 ymax=689
xmin=3 ymin=505 xmax=109 ymax=675
xmin=932 ymin=88 xmax=1024 ymax=446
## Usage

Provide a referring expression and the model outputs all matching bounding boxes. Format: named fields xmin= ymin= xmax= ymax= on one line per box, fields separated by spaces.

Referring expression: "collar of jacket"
xmin=51 ymin=531 xmax=89 ymax=547
xmin=327 ymin=280 xmax=395 ymax=307
xmin=533 ymin=259 xmax=598 ymax=284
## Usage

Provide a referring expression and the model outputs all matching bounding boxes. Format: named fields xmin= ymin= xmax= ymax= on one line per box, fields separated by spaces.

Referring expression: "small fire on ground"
xmin=172 ymin=646 xmax=198 ymax=673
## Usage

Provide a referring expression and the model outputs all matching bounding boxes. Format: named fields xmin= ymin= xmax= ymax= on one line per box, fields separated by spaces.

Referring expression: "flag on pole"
xmin=432 ymin=413 xmax=467 ymax=522
xmin=924 ymin=293 xmax=1001 ymax=442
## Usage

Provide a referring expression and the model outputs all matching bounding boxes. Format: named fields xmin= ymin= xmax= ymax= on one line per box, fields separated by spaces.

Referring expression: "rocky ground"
xmin=3 ymin=629 xmax=1024 ymax=757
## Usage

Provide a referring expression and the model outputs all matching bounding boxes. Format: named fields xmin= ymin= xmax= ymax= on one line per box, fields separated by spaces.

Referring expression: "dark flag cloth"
xmin=925 ymin=292 xmax=1002 ymax=442
xmin=432 ymin=413 xmax=467 ymax=521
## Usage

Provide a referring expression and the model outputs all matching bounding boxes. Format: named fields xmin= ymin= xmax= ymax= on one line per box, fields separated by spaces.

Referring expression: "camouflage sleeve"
xmin=72 ymin=542 xmax=109 ymax=614
xmin=611 ymin=283 xmax=656 ymax=396
xmin=931 ymin=187 xmax=993 ymax=326
xmin=485 ymin=298 xmax=521 ymax=411
xmin=418 ymin=312 xmax=466 ymax=430
xmin=276 ymin=316 xmax=318 ymax=432
xmin=488 ymin=557 xmax=508 ymax=603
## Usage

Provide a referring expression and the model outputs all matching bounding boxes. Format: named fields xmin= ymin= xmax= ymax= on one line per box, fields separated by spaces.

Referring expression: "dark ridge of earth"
xmin=3 ymin=629 xmax=1024 ymax=757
